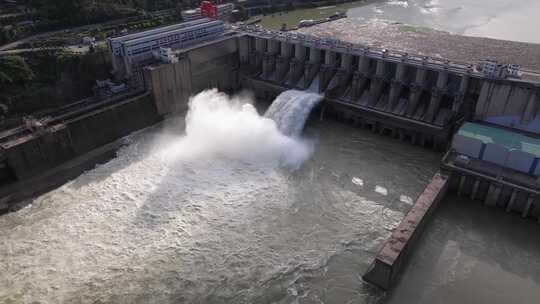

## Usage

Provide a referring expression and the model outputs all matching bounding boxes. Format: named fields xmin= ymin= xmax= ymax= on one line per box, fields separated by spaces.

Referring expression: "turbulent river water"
xmin=0 ymin=90 xmax=440 ymax=303
xmin=259 ymin=0 xmax=540 ymax=44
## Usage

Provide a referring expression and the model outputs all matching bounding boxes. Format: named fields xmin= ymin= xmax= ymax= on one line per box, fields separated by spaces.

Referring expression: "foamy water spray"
xmin=264 ymin=90 xmax=323 ymax=137
xmin=166 ymin=89 xmax=317 ymax=168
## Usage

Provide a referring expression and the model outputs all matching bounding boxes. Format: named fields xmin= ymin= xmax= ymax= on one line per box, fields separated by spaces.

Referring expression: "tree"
xmin=27 ymin=0 xmax=83 ymax=24
xmin=0 ymin=56 xmax=35 ymax=85
xmin=28 ymin=0 xmax=121 ymax=25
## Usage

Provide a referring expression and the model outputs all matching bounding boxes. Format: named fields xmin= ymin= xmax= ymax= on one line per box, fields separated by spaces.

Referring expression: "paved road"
xmin=0 ymin=47 xmax=65 ymax=55
xmin=0 ymin=44 xmax=96 ymax=55
xmin=1 ymin=27 xmax=83 ymax=51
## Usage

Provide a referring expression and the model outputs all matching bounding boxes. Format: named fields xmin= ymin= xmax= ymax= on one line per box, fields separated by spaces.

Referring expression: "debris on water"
xmin=352 ymin=177 xmax=364 ymax=186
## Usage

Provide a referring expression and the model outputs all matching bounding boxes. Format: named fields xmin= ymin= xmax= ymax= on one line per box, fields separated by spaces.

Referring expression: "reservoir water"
xmin=259 ymin=0 xmax=540 ymax=44
xmin=0 ymin=90 xmax=440 ymax=303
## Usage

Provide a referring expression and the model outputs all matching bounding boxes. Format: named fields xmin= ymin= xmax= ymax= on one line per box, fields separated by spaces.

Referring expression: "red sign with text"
xmin=200 ymin=1 xmax=218 ymax=19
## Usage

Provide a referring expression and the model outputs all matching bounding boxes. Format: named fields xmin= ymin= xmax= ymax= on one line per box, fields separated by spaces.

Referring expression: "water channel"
xmin=0 ymin=91 xmax=440 ymax=303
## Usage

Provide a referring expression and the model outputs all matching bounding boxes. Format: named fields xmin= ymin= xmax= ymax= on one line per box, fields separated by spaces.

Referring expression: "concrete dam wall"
xmin=2 ymin=26 xmax=539 ymax=212
xmin=236 ymin=31 xmax=540 ymax=148
xmin=144 ymin=37 xmax=241 ymax=116
xmin=0 ymin=93 xmax=162 ymax=212
xmin=476 ymin=81 xmax=540 ymax=133
xmin=1 ymin=93 xmax=161 ymax=182
xmin=109 ymin=29 xmax=540 ymax=153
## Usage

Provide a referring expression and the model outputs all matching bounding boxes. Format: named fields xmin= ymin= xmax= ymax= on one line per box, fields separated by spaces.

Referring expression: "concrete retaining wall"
xmin=443 ymin=152 xmax=540 ymax=221
xmin=363 ymin=173 xmax=449 ymax=290
xmin=2 ymin=93 xmax=161 ymax=181
xmin=475 ymin=81 xmax=540 ymax=133
xmin=145 ymin=37 xmax=240 ymax=116
xmin=145 ymin=59 xmax=193 ymax=115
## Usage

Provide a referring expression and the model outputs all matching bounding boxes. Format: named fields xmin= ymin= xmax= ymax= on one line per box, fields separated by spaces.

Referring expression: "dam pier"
xmin=1 ymin=17 xmax=540 ymax=298
xmin=238 ymin=26 xmax=479 ymax=149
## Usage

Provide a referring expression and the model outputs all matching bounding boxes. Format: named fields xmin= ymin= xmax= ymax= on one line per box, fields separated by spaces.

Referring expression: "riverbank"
xmin=255 ymin=0 xmax=374 ymax=30
xmin=244 ymin=0 xmax=371 ymax=17
xmin=0 ymin=49 xmax=112 ymax=129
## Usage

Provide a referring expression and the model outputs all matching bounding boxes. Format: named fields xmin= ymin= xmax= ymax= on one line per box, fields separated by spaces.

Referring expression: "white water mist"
xmin=162 ymin=89 xmax=316 ymax=168
xmin=264 ymin=90 xmax=323 ymax=137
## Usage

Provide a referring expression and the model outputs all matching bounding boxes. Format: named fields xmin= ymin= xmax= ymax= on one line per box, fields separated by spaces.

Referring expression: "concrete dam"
xmin=1 ymin=20 xmax=540 ymax=297
xmin=238 ymin=28 xmax=539 ymax=145
xmin=143 ymin=26 xmax=540 ymax=149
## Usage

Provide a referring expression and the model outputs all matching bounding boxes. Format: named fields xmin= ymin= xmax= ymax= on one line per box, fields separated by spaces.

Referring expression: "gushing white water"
xmin=163 ymin=89 xmax=315 ymax=168
xmin=264 ymin=90 xmax=323 ymax=137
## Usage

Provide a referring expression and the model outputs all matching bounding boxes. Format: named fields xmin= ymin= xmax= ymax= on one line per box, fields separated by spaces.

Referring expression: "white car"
xmin=298 ymin=20 xmax=315 ymax=27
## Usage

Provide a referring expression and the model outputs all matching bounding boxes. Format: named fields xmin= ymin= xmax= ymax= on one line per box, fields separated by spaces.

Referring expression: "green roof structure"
xmin=458 ymin=122 xmax=540 ymax=158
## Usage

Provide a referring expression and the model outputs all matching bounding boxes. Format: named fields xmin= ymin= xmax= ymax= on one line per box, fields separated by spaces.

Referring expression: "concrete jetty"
xmin=363 ymin=173 xmax=449 ymax=290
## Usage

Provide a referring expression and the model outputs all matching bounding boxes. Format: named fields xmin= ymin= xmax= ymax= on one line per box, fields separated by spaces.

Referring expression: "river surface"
xmin=0 ymin=92 xmax=440 ymax=303
xmin=2 ymin=90 xmax=540 ymax=303
xmin=259 ymin=0 xmax=540 ymax=44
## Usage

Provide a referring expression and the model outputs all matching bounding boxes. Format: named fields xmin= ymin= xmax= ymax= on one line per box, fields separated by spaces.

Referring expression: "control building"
xmin=108 ymin=18 xmax=225 ymax=80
